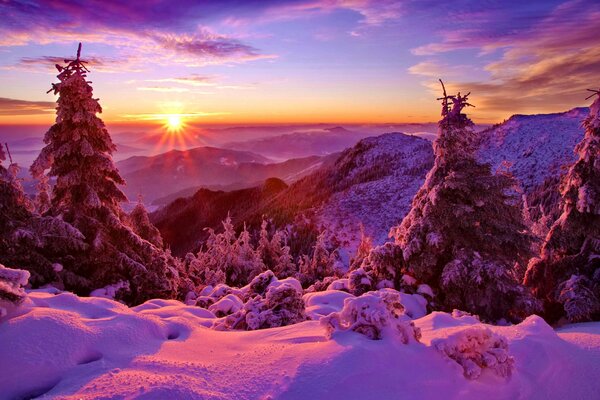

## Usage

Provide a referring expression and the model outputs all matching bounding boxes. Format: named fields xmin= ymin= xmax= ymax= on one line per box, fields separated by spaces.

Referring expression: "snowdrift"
xmin=1 ymin=290 xmax=600 ymax=399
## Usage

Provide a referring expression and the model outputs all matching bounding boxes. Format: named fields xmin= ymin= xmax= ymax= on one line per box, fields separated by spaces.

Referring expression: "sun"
xmin=166 ymin=114 xmax=183 ymax=132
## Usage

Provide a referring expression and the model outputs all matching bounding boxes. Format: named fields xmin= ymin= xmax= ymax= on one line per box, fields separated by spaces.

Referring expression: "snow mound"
xmin=2 ymin=291 xmax=600 ymax=399
xmin=321 ymin=289 xmax=421 ymax=342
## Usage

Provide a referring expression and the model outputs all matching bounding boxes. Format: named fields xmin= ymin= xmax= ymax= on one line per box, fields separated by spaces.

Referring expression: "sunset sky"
xmin=0 ymin=0 xmax=598 ymax=126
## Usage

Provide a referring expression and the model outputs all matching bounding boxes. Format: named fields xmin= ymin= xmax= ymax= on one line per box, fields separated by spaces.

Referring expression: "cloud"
xmin=242 ymin=0 xmax=403 ymax=25
xmin=0 ymin=1 xmax=278 ymax=67
xmin=121 ymin=112 xmax=229 ymax=121
xmin=146 ymin=75 xmax=217 ymax=87
xmin=409 ymin=0 xmax=600 ymax=117
xmin=149 ymin=31 xmax=276 ymax=66
xmin=0 ymin=98 xmax=55 ymax=115
xmin=10 ymin=55 xmax=143 ymax=73
xmin=137 ymin=87 xmax=190 ymax=93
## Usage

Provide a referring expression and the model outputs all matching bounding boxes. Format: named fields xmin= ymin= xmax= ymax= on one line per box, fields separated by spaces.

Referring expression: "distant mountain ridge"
xmin=222 ymin=126 xmax=373 ymax=160
xmin=477 ymin=107 xmax=588 ymax=192
xmin=117 ymin=146 xmax=331 ymax=204
xmin=152 ymin=132 xmax=434 ymax=256
xmin=152 ymin=107 xmax=589 ymax=258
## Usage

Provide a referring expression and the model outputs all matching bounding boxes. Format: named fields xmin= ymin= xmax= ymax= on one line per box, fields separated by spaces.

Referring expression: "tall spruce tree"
xmin=525 ymin=88 xmax=600 ymax=322
xmin=29 ymin=43 xmax=184 ymax=304
xmin=391 ymin=81 xmax=538 ymax=322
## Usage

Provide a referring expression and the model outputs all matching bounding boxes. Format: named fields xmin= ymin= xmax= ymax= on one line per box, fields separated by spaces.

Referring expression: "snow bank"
xmin=1 ymin=291 xmax=600 ymax=399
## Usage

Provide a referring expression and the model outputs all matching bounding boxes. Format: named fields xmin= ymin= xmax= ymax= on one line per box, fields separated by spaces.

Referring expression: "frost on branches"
xmin=186 ymin=216 xmax=265 ymax=287
xmin=525 ymin=89 xmax=600 ymax=322
xmin=27 ymin=44 xmax=184 ymax=304
xmin=391 ymin=82 xmax=538 ymax=322
xmin=321 ymin=289 xmax=421 ymax=343
xmin=0 ymin=144 xmax=87 ymax=288
xmin=433 ymin=326 xmax=514 ymax=380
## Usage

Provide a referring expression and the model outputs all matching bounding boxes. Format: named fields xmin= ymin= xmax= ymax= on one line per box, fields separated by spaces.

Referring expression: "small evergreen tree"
xmin=299 ymin=231 xmax=336 ymax=287
xmin=525 ymin=88 xmax=600 ymax=322
xmin=392 ymin=81 xmax=538 ymax=322
xmin=128 ymin=200 xmax=163 ymax=248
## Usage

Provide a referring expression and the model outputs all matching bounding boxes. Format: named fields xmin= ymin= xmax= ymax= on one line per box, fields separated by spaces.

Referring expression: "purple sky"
xmin=0 ymin=0 xmax=598 ymax=124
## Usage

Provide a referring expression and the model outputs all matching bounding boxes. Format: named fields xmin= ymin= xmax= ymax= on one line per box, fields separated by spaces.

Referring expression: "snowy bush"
xmin=0 ymin=264 xmax=30 ymax=317
xmin=441 ymin=249 xmax=540 ymax=322
xmin=305 ymin=276 xmax=337 ymax=293
xmin=187 ymin=216 xmax=308 ymax=291
xmin=321 ymin=289 xmax=421 ymax=343
xmin=213 ymin=279 xmax=307 ymax=331
xmin=90 ymin=280 xmax=130 ymax=300
xmin=360 ymin=242 xmax=404 ymax=289
xmin=348 ymin=267 xmax=372 ymax=296
xmin=557 ymin=275 xmax=600 ymax=323
xmin=209 ymin=294 xmax=244 ymax=318
xmin=432 ymin=326 xmax=514 ymax=380
xmin=327 ymin=278 xmax=350 ymax=292
xmin=246 ymin=270 xmax=276 ymax=298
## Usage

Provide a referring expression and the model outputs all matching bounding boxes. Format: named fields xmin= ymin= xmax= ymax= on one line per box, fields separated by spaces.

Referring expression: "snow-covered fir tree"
xmin=391 ymin=82 xmax=539 ymax=322
xmin=29 ymin=44 xmax=185 ymax=304
xmin=189 ymin=215 xmax=265 ymax=287
xmin=299 ymin=231 xmax=337 ymax=287
xmin=257 ymin=219 xmax=296 ymax=278
xmin=128 ymin=199 xmax=163 ymax=248
xmin=525 ymin=88 xmax=600 ymax=322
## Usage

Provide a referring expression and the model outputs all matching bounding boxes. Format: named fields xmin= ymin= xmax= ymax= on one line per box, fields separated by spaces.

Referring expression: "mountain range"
xmin=151 ymin=108 xmax=588 ymax=258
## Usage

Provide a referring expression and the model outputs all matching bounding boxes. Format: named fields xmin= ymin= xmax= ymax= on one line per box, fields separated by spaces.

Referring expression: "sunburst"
xmin=165 ymin=114 xmax=184 ymax=133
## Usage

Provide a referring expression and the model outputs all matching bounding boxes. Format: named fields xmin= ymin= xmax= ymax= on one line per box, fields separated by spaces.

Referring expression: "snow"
xmin=310 ymin=110 xmax=586 ymax=261
xmin=2 ymin=290 xmax=600 ymax=399
xmin=316 ymin=133 xmax=434 ymax=252
xmin=477 ymin=108 xmax=587 ymax=192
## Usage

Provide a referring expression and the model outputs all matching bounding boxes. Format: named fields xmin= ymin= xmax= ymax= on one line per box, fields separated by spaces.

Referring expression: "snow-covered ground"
xmin=316 ymin=133 xmax=434 ymax=252
xmin=478 ymin=107 xmax=587 ymax=192
xmin=2 ymin=289 xmax=599 ymax=399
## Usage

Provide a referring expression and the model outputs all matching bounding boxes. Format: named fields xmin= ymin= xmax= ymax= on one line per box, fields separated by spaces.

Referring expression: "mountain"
xmin=153 ymin=108 xmax=588 ymax=259
xmin=477 ymin=107 xmax=587 ymax=192
xmin=477 ymin=107 xmax=587 ymax=222
xmin=222 ymin=126 xmax=374 ymax=160
xmin=152 ymin=178 xmax=290 ymax=256
xmin=117 ymin=147 xmax=329 ymax=204
xmin=151 ymin=133 xmax=434 ymax=256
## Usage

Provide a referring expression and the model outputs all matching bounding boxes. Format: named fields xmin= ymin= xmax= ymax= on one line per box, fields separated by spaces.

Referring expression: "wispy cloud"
xmin=145 ymin=75 xmax=217 ymax=87
xmin=226 ymin=0 xmax=403 ymax=27
xmin=0 ymin=98 xmax=55 ymax=115
xmin=121 ymin=111 xmax=229 ymax=121
xmin=137 ymin=87 xmax=191 ymax=93
xmin=8 ymin=55 xmax=144 ymax=73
